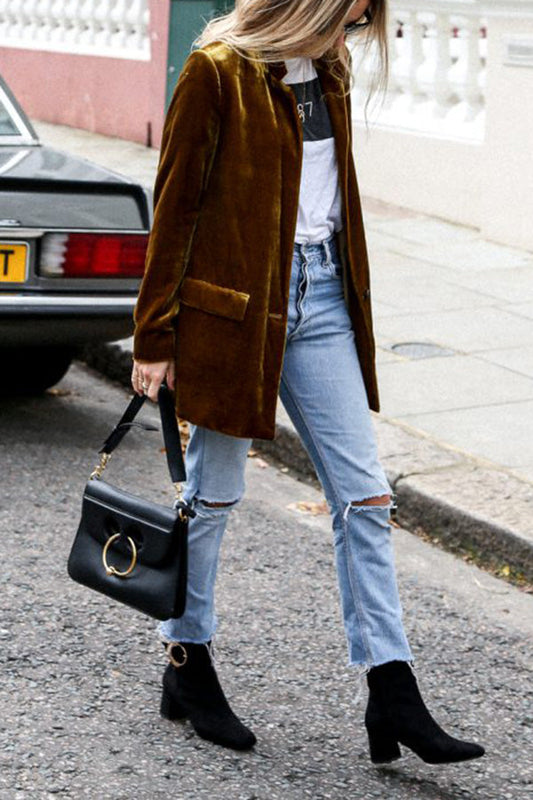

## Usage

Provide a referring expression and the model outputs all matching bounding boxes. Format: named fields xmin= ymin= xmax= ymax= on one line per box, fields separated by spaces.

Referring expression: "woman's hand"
xmin=131 ymin=358 xmax=175 ymax=402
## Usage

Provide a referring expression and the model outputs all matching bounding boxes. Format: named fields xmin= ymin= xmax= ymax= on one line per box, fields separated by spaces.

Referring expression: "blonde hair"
xmin=193 ymin=0 xmax=389 ymax=98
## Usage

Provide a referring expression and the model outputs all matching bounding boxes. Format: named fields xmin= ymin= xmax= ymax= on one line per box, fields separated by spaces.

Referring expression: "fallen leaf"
xmin=287 ymin=500 xmax=329 ymax=516
xmin=46 ymin=387 xmax=71 ymax=396
xmin=247 ymin=449 xmax=258 ymax=457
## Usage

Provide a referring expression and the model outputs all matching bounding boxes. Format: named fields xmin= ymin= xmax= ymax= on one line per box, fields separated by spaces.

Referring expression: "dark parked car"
xmin=0 ymin=74 xmax=150 ymax=393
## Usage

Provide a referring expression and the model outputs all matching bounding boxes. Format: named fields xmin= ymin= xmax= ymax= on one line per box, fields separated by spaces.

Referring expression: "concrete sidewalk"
xmin=34 ymin=120 xmax=533 ymax=579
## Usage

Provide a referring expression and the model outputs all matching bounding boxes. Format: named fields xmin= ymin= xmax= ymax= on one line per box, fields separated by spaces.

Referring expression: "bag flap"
xmin=80 ymin=479 xmax=184 ymax=566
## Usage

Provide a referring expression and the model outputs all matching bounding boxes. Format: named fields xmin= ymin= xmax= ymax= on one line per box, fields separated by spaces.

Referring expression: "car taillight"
xmin=40 ymin=233 xmax=148 ymax=278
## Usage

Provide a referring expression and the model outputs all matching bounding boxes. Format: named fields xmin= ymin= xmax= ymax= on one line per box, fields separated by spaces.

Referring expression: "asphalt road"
xmin=1 ymin=363 xmax=532 ymax=800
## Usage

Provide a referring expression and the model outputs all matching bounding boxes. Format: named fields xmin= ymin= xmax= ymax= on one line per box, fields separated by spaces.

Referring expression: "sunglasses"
xmin=343 ymin=8 xmax=373 ymax=35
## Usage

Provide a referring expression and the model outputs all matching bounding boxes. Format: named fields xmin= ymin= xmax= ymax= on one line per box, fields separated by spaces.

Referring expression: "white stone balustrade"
xmin=350 ymin=0 xmax=488 ymax=141
xmin=0 ymin=0 xmax=150 ymax=60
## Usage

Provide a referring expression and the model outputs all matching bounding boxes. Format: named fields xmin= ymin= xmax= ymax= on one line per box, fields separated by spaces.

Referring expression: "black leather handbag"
xmin=67 ymin=382 xmax=194 ymax=620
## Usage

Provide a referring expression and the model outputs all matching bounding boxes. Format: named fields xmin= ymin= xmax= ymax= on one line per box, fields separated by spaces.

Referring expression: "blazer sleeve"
xmin=132 ymin=49 xmax=222 ymax=362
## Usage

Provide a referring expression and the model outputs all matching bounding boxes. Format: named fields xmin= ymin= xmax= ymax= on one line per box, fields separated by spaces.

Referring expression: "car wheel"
xmin=0 ymin=346 xmax=75 ymax=395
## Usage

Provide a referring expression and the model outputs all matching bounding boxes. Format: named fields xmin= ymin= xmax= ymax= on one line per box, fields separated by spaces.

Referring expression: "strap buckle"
xmin=165 ymin=641 xmax=188 ymax=668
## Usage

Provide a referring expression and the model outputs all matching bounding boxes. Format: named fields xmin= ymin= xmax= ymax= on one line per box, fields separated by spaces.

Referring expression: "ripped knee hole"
xmin=197 ymin=499 xmax=238 ymax=508
xmin=351 ymin=494 xmax=391 ymax=506
xmin=343 ymin=494 xmax=396 ymax=521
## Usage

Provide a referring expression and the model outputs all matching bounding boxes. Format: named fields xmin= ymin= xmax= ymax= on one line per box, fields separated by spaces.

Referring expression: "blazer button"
xmin=363 ymin=288 xmax=371 ymax=300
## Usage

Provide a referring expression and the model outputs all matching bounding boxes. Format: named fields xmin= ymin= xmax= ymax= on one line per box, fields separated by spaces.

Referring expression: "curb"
xmin=253 ymin=412 xmax=533 ymax=583
xmin=81 ymin=341 xmax=533 ymax=583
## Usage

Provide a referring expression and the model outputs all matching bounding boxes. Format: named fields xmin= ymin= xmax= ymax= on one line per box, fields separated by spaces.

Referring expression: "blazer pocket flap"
xmin=178 ymin=277 xmax=250 ymax=321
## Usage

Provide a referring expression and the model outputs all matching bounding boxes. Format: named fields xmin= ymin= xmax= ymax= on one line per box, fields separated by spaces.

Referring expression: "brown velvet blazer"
xmin=133 ymin=41 xmax=379 ymax=440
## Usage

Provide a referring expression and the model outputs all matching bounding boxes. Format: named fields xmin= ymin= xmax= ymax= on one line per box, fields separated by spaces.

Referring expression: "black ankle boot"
xmin=160 ymin=641 xmax=256 ymax=751
xmin=365 ymin=660 xmax=485 ymax=764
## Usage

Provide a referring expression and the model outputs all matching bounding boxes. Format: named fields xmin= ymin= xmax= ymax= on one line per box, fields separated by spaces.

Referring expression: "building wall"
xmin=0 ymin=0 xmax=169 ymax=147
xmin=481 ymin=15 xmax=533 ymax=250
xmin=353 ymin=128 xmax=485 ymax=232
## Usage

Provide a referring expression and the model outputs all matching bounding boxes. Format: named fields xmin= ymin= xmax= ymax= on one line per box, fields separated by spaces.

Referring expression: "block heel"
xmin=160 ymin=686 xmax=187 ymax=720
xmin=365 ymin=661 xmax=485 ymax=764
xmin=366 ymin=722 xmax=402 ymax=764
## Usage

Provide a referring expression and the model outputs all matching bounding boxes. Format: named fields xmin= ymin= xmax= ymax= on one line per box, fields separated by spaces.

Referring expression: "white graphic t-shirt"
xmin=282 ymin=57 xmax=343 ymax=244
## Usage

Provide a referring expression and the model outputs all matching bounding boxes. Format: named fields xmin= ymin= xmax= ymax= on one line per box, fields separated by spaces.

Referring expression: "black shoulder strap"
xmin=98 ymin=382 xmax=186 ymax=484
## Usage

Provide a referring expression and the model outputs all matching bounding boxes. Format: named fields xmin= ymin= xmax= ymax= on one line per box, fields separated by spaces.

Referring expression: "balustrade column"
xmin=63 ymin=0 xmax=83 ymax=45
xmin=94 ymin=0 xmax=113 ymax=48
xmin=110 ymin=0 xmax=129 ymax=50
xmin=49 ymin=0 xmax=67 ymax=43
xmin=448 ymin=14 xmax=485 ymax=122
xmin=24 ymin=0 xmax=41 ymax=41
xmin=392 ymin=11 xmax=425 ymax=115
xmin=127 ymin=0 xmax=148 ymax=53
xmin=35 ymin=0 xmax=54 ymax=43
xmin=1 ymin=0 xmax=19 ymax=39
xmin=415 ymin=12 xmax=454 ymax=116
xmin=78 ymin=0 xmax=99 ymax=47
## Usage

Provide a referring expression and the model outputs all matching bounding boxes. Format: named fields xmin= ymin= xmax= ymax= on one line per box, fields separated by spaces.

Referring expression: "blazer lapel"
xmin=313 ymin=58 xmax=350 ymax=212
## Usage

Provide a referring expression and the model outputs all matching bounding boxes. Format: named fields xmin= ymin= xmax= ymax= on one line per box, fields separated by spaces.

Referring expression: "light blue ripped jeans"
xmin=160 ymin=231 xmax=414 ymax=670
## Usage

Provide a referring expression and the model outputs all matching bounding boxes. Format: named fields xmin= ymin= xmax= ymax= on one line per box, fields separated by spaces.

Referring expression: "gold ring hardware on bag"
xmin=165 ymin=641 xmax=188 ymax=668
xmin=102 ymin=533 xmax=138 ymax=577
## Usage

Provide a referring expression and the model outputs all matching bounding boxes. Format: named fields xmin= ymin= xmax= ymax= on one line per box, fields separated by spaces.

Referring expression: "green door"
xmin=166 ymin=0 xmax=233 ymax=110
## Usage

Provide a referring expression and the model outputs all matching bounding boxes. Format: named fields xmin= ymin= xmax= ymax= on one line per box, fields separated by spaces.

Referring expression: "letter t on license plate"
xmin=0 ymin=242 xmax=29 ymax=283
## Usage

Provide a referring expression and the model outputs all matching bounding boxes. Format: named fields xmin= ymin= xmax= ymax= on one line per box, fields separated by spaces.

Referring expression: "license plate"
xmin=0 ymin=242 xmax=29 ymax=283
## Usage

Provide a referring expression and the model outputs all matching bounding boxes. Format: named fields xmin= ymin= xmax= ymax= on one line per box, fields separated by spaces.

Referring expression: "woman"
xmin=131 ymin=0 xmax=485 ymax=764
